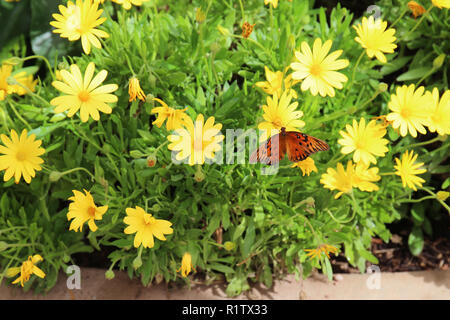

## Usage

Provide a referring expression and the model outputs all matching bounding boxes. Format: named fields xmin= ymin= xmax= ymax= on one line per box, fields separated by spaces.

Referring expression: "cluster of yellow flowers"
xmin=2 ymin=0 xmax=449 ymax=285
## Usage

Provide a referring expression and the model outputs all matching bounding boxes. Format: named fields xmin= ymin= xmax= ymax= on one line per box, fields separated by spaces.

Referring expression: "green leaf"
xmin=408 ymin=226 xmax=424 ymax=256
xmin=396 ymin=67 xmax=429 ymax=81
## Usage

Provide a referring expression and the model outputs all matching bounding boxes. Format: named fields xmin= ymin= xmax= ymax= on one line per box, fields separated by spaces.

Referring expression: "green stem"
xmin=21 ymin=55 xmax=55 ymax=79
xmin=390 ymin=7 xmax=408 ymax=28
xmin=416 ymin=67 xmax=436 ymax=86
xmin=421 ymin=187 xmax=450 ymax=214
xmin=404 ymin=5 xmax=433 ymax=38
xmin=350 ymin=51 xmax=365 ymax=88
xmin=398 ymin=195 xmax=436 ymax=203
xmin=6 ymin=99 xmax=32 ymax=130
xmin=238 ymin=0 xmax=245 ymax=21
xmin=397 ymin=136 xmax=441 ymax=152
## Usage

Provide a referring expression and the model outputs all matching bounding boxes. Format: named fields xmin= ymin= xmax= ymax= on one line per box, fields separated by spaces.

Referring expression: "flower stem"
xmin=350 ymin=51 xmax=365 ymax=88
xmin=421 ymin=187 xmax=450 ymax=215
xmin=21 ymin=55 xmax=55 ymax=79
xmin=238 ymin=0 xmax=245 ymax=21
xmin=404 ymin=5 xmax=433 ymax=38
xmin=390 ymin=7 xmax=408 ymax=28
xmin=6 ymin=99 xmax=32 ymax=131
xmin=398 ymin=135 xmax=441 ymax=152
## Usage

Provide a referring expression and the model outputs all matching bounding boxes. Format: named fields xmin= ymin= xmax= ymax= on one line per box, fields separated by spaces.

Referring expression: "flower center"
xmin=15 ymin=150 xmax=27 ymax=161
xmin=309 ymin=63 xmax=322 ymax=77
xmin=272 ymin=118 xmax=283 ymax=128
xmin=78 ymin=90 xmax=90 ymax=102
xmin=400 ymin=108 xmax=410 ymax=118
xmin=87 ymin=207 xmax=96 ymax=217
xmin=143 ymin=214 xmax=156 ymax=225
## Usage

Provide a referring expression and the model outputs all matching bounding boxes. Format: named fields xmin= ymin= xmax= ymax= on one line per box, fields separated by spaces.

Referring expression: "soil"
xmin=331 ymin=214 xmax=450 ymax=273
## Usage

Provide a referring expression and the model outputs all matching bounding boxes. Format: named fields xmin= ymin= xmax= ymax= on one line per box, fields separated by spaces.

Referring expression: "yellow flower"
xmin=10 ymin=71 xmax=38 ymax=96
xmin=320 ymin=161 xmax=354 ymax=199
xmin=255 ymin=66 xmax=298 ymax=98
xmin=123 ymin=206 xmax=173 ymax=248
xmin=50 ymin=62 xmax=118 ymax=122
xmin=320 ymin=160 xmax=380 ymax=198
xmin=290 ymin=38 xmax=349 ymax=97
xmin=112 ymin=0 xmax=150 ymax=10
xmin=0 ymin=129 xmax=45 ymax=184
xmin=0 ymin=63 xmax=14 ymax=100
xmin=353 ymin=16 xmax=397 ymax=63
xmin=151 ymin=98 xmax=188 ymax=131
xmin=6 ymin=255 xmax=45 ymax=287
xmin=195 ymin=7 xmax=206 ymax=23
xmin=408 ymin=1 xmax=426 ymax=18
xmin=305 ymin=244 xmax=338 ymax=260
xmin=338 ymin=118 xmax=389 ymax=165
xmin=177 ymin=252 xmax=196 ymax=277
xmin=128 ymin=76 xmax=146 ymax=102
xmin=67 ymin=189 xmax=108 ymax=232
xmin=264 ymin=0 xmax=278 ymax=8
xmin=352 ymin=161 xmax=380 ymax=192
xmin=436 ymin=191 xmax=449 ymax=201
xmin=257 ymin=90 xmax=305 ymax=141
xmin=168 ymin=114 xmax=224 ymax=165
xmin=432 ymin=0 xmax=450 ymax=9
xmin=386 ymin=84 xmax=430 ymax=137
xmin=394 ymin=150 xmax=426 ymax=191
xmin=424 ymin=88 xmax=450 ymax=136
xmin=291 ymin=158 xmax=318 ymax=176
xmin=50 ymin=0 xmax=109 ymax=54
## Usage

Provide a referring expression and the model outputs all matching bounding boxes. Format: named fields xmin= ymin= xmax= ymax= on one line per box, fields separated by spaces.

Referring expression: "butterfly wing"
xmin=250 ymin=133 xmax=286 ymax=165
xmin=285 ymin=131 xmax=329 ymax=162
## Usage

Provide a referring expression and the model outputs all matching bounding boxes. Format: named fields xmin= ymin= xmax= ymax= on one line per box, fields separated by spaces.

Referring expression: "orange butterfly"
xmin=250 ymin=127 xmax=329 ymax=165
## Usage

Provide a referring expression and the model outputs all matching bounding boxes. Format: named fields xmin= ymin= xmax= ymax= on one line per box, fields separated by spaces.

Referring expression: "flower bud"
xmin=151 ymin=203 xmax=161 ymax=212
xmin=105 ymin=270 xmax=115 ymax=280
xmin=195 ymin=7 xmax=206 ymax=23
xmin=49 ymin=171 xmax=63 ymax=182
xmin=217 ymin=25 xmax=231 ymax=37
xmin=194 ymin=168 xmax=205 ymax=182
xmin=224 ymin=241 xmax=235 ymax=251
xmin=378 ymin=82 xmax=388 ymax=92
xmin=433 ymin=54 xmax=445 ymax=69
xmin=133 ymin=256 xmax=142 ymax=270
xmin=3 ymin=57 xmax=21 ymax=65
xmin=147 ymin=154 xmax=157 ymax=167
xmin=436 ymin=191 xmax=449 ymax=201
xmin=130 ymin=150 xmax=144 ymax=158
xmin=62 ymin=253 xmax=70 ymax=263
xmin=0 ymin=241 xmax=8 ymax=252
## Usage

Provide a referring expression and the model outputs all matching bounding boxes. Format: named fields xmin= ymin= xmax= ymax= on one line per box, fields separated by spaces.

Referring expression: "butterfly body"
xmin=250 ymin=127 xmax=329 ymax=165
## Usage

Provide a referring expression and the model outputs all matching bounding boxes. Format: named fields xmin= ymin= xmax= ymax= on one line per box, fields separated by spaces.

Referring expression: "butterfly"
xmin=250 ymin=127 xmax=329 ymax=165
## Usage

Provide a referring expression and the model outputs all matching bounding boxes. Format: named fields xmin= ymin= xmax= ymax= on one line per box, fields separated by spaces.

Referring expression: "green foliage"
xmin=0 ymin=0 xmax=448 ymax=296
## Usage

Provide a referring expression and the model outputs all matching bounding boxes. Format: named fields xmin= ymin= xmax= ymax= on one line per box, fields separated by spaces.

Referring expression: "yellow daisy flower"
xmin=424 ymin=88 xmax=450 ymax=136
xmin=320 ymin=161 xmax=355 ymax=199
xmin=258 ymin=90 xmax=305 ymax=141
xmin=353 ymin=16 xmax=397 ymax=63
xmin=290 ymin=38 xmax=349 ymax=97
xmin=408 ymin=1 xmax=426 ymax=18
xmin=394 ymin=150 xmax=426 ymax=191
xmin=112 ymin=0 xmax=150 ymax=10
xmin=255 ymin=66 xmax=298 ymax=98
xmin=0 ymin=129 xmax=45 ymax=184
xmin=305 ymin=244 xmax=338 ymax=260
xmin=50 ymin=0 xmax=109 ymax=55
xmin=128 ymin=76 xmax=146 ymax=102
xmin=67 ymin=189 xmax=108 ymax=232
xmin=168 ymin=114 xmax=224 ymax=165
xmin=0 ymin=63 xmax=14 ymax=100
xmin=151 ymin=98 xmax=188 ymax=131
xmin=291 ymin=157 xmax=318 ymax=176
xmin=320 ymin=160 xmax=380 ymax=198
xmin=338 ymin=118 xmax=389 ymax=165
xmin=432 ymin=0 xmax=450 ymax=9
xmin=10 ymin=71 xmax=38 ymax=96
xmin=123 ymin=206 xmax=173 ymax=249
xmin=50 ymin=62 xmax=118 ymax=122
xmin=6 ymin=255 xmax=45 ymax=287
xmin=177 ymin=252 xmax=196 ymax=277
xmin=386 ymin=84 xmax=430 ymax=137
xmin=264 ymin=0 xmax=278 ymax=8
xmin=352 ymin=161 xmax=380 ymax=192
